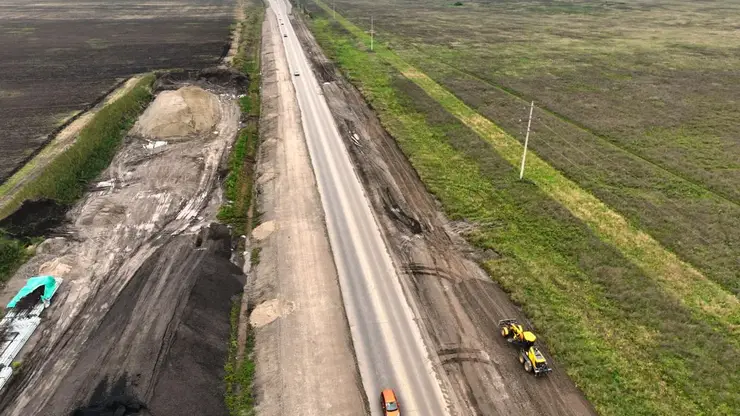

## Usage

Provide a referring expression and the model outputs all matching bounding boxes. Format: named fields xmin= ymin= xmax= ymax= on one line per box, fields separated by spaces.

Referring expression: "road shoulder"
xmin=247 ymin=8 xmax=365 ymax=416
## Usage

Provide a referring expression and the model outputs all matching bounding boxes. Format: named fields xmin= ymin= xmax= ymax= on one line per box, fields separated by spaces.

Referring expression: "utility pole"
xmin=370 ymin=16 xmax=374 ymax=51
xmin=519 ymin=101 xmax=534 ymax=180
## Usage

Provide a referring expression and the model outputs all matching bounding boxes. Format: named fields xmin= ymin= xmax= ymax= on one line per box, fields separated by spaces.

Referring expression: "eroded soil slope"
xmin=0 ymin=83 xmax=242 ymax=415
xmin=291 ymin=14 xmax=595 ymax=416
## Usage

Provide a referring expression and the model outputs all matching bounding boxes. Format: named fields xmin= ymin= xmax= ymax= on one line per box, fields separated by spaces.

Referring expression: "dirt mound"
xmin=152 ymin=69 xmax=200 ymax=92
xmin=199 ymin=67 xmax=249 ymax=92
xmin=249 ymin=299 xmax=295 ymax=328
xmin=37 ymin=257 xmax=72 ymax=278
xmin=131 ymin=86 xmax=221 ymax=141
xmin=0 ymin=198 xmax=67 ymax=239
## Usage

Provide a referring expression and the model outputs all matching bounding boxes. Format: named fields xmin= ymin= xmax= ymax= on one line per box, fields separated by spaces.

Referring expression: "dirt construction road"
xmin=247 ymin=8 xmax=365 ymax=416
xmin=289 ymin=9 xmax=597 ymax=416
xmin=0 ymin=81 xmax=244 ymax=415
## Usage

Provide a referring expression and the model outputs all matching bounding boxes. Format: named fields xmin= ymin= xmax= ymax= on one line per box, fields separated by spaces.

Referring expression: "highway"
xmin=267 ymin=0 xmax=450 ymax=414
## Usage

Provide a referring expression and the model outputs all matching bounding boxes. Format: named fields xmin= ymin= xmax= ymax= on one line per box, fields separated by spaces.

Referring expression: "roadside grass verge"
xmin=221 ymin=2 xmax=263 ymax=416
xmin=225 ymin=299 xmax=256 ymax=416
xmin=218 ymin=2 xmax=264 ymax=243
xmin=234 ymin=5 xmax=263 ymax=76
xmin=305 ymin=8 xmax=739 ymax=416
xmin=0 ymin=74 xmax=155 ymax=283
xmin=218 ymin=124 xmax=260 ymax=238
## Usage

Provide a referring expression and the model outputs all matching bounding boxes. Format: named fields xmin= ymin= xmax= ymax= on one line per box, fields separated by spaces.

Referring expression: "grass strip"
xmin=225 ymin=299 xmax=256 ymax=416
xmin=305 ymin=8 xmax=738 ymax=415
xmin=218 ymin=3 xmax=264 ymax=241
xmin=312 ymin=0 xmax=738 ymax=333
xmin=218 ymin=124 xmax=260 ymax=237
xmin=222 ymin=3 xmax=263 ymax=416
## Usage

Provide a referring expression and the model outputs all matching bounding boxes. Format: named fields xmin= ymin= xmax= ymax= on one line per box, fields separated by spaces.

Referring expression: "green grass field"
xmin=303 ymin=1 xmax=739 ymax=414
xmin=320 ymin=0 xmax=740 ymax=297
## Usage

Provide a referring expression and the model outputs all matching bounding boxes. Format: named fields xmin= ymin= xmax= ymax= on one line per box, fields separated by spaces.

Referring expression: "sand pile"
xmin=131 ymin=86 xmax=221 ymax=140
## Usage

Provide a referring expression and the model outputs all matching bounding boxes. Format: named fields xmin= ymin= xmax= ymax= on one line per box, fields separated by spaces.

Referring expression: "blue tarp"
xmin=7 ymin=276 xmax=58 ymax=308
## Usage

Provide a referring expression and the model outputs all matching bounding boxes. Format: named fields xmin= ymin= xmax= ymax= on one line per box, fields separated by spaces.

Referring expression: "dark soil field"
xmin=0 ymin=0 xmax=234 ymax=182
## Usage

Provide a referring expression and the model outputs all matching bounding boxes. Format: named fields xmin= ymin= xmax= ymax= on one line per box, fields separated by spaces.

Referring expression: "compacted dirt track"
xmin=0 ymin=79 xmax=244 ymax=415
xmin=290 ymin=13 xmax=596 ymax=416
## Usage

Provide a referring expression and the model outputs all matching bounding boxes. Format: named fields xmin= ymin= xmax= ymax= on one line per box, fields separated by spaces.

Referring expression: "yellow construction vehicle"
xmin=498 ymin=319 xmax=552 ymax=376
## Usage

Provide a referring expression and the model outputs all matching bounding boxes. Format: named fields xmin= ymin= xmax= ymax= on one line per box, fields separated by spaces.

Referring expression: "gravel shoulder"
xmin=291 ymin=13 xmax=596 ymax=416
xmin=247 ymin=8 xmax=365 ymax=416
xmin=0 ymin=81 xmax=244 ymax=415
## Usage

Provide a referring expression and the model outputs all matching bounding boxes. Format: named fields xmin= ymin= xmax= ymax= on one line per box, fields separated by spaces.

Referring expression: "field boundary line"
xmin=398 ymin=44 xmax=740 ymax=207
xmin=312 ymin=0 xmax=740 ymax=331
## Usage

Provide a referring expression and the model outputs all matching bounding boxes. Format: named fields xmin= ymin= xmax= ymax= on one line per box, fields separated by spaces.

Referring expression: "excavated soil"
xmin=291 ymin=13 xmax=596 ymax=416
xmin=153 ymin=67 xmax=250 ymax=95
xmin=131 ymin=86 xmax=222 ymax=140
xmin=0 ymin=198 xmax=67 ymax=239
xmin=0 ymin=82 xmax=243 ymax=415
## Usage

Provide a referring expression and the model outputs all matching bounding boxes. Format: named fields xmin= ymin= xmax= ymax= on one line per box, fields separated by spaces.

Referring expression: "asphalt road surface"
xmin=268 ymin=0 xmax=450 ymax=414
